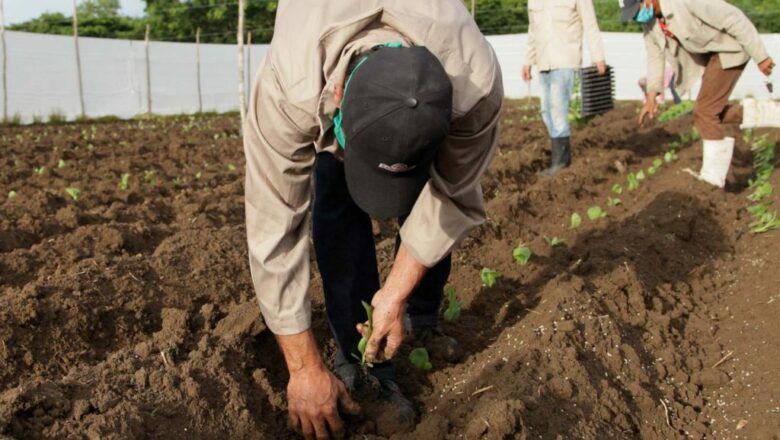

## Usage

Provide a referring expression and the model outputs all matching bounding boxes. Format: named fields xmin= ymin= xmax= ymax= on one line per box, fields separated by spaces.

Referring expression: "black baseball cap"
xmin=619 ymin=0 xmax=642 ymax=22
xmin=340 ymin=46 xmax=453 ymax=219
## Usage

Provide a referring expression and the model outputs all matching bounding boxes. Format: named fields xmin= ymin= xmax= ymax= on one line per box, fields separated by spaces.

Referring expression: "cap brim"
xmin=620 ymin=4 xmax=641 ymax=22
xmin=344 ymin=146 xmax=432 ymax=219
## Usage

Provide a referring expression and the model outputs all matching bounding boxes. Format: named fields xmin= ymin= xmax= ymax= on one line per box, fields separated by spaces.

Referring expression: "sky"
xmin=3 ymin=0 xmax=146 ymax=25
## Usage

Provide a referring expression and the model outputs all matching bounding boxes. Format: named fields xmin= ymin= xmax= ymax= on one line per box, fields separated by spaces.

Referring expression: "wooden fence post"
xmin=72 ymin=0 xmax=85 ymax=119
xmin=0 ymin=0 xmax=7 ymax=121
xmin=145 ymin=24 xmax=152 ymax=115
xmin=196 ymin=27 xmax=202 ymax=113
xmin=237 ymin=0 xmax=246 ymax=129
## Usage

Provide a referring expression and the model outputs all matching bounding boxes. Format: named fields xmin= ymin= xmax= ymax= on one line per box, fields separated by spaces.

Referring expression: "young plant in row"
xmin=544 ymin=236 xmax=566 ymax=248
xmin=354 ymin=301 xmax=374 ymax=368
xmin=587 ymin=205 xmax=607 ymax=221
xmin=607 ymin=197 xmax=622 ymax=207
xmin=627 ymin=173 xmax=640 ymax=191
xmin=119 ymin=173 xmax=131 ymax=191
xmin=443 ymin=286 xmax=462 ymax=321
xmin=647 ymin=159 xmax=663 ymax=175
xmin=749 ymin=211 xmax=780 ymax=234
xmin=64 ymin=187 xmax=81 ymax=202
xmin=512 ymin=245 xmax=532 ymax=265
xmin=569 ymin=213 xmax=582 ymax=229
xmin=611 ymin=184 xmax=623 ymax=195
xmin=480 ymin=268 xmax=500 ymax=288
xmin=409 ymin=347 xmax=433 ymax=370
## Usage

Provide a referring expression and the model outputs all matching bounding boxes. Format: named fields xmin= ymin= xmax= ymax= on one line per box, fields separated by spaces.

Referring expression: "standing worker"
xmin=243 ymin=1 xmax=502 ymax=438
xmin=523 ymin=0 xmax=607 ymax=176
xmin=621 ymin=0 xmax=777 ymax=188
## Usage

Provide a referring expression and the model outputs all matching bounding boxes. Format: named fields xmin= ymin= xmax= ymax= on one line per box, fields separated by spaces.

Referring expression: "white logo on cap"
xmin=379 ymin=163 xmax=416 ymax=173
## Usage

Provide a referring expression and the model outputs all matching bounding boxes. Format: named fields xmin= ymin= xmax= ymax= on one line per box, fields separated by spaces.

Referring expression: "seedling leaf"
xmin=587 ymin=205 xmax=607 ymax=221
xmin=443 ymin=286 xmax=462 ymax=321
xmin=480 ymin=268 xmax=500 ymax=288
xmin=119 ymin=173 xmax=131 ymax=191
xmin=227 ymin=163 xmax=237 ymax=171
xmin=356 ymin=301 xmax=374 ymax=368
xmin=607 ymin=197 xmax=622 ymax=207
xmin=653 ymin=159 xmax=663 ymax=168
xmin=8 ymin=190 xmax=17 ymax=198
xmin=57 ymin=159 xmax=66 ymax=169
xmin=544 ymin=236 xmax=566 ymax=247
xmin=409 ymin=347 xmax=433 ymax=370
xmin=636 ymin=170 xmax=646 ymax=181
xmin=611 ymin=184 xmax=623 ymax=195
xmin=570 ymin=213 xmax=582 ymax=229
xmin=64 ymin=187 xmax=81 ymax=201
xmin=512 ymin=246 xmax=532 ymax=266
xmin=627 ymin=173 xmax=639 ymax=191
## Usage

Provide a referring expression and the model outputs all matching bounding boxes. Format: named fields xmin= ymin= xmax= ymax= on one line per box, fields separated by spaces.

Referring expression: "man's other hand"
xmin=758 ymin=57 xmax=775 ymax=76
xmin=597 ymin=61 xmax=607 ymax=75
xmin=639 ymin=93 xmax=660 ymax=127
xmin=522 ymin=65 xmax=533 ymax=82
xmin=288 ymin=365 xmax=360 ymax=440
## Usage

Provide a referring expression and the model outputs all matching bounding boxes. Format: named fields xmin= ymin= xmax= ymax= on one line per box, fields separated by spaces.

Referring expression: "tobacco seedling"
xmin=587 ymin=205 xmax=607 ymax=221
xmin=750 ymin=211 xmax=780 ymax=234
xmin=513 ymin=245 xmax=532 ymax=265
xmin=227 ymin=163 xmax=237 ymax=171
xmin=480 ymin=268 xmax=500 ymax=288
xmin=647 ymin=159 xmax=663 ymax=175
xmin=636 ymin=170 xmax=646 ymax=181
xmin=34 ymin=166 xmax=46 ymax=175
xmin=443 ymin=286 xmax=462 ymax=321
xmin=627 ymin=173 xmax=639 ymax=191
xmin=353 ymin=301 xmax=374 ymax=368
xmin=195 ymin=171 xmax=202 ymax=180
xmin=607 ymin=197 xmax=622 ymax=207
xmin=8 ymin=190 xmax=17 ymax=198
xmin=409 ymin=347 xmax=433 ymax=370
xmin=544 ymin=236 xmax=566 ymax=248
xmin=64 ymin=187 xmax=81 ymax=201
xmin=119 ymin=173 xmax=130 ymax=191
xmin=748 ymin=182 xmax=773 ymax=202
xmin=664 ymin=151 xmax=678 ymax=163
xmin=570 ymin=212 xmax=582 ymax=229
xmin=57 ymin=159 xmax=66 ymax=169
xmin=612 ymin=184 xmax=623 ymax=195
xmin=747 ymin=203 xmax=770 ymax=217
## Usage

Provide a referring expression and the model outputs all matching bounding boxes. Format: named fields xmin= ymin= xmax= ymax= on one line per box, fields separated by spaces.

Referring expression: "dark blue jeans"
xmin=312 ymin=153 xmax=451 ymax=380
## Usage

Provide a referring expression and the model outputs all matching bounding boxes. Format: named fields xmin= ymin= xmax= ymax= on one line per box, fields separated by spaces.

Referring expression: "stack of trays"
xmin=580 ymin=65 xmax=615 ymax=117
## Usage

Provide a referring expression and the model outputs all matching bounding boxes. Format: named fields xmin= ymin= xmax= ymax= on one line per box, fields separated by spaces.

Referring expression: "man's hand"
xmin=276 ymin=330 xmax=359 ymax=439
xmin=357 ymin=289 xmax=406 ymax=363
xmin=357 ymin=243 xmax=428 ymax=363
xmin=288 ymin=365 xmax=360 ymax=440
xmin=758 ymin=57 xmax=775 ymax=76
xmin=522 ymin=65 xmax=533 ymax=82
xmin=639 ymin=93 xmax=660 ymax=126
xmin=596 ymin=61 xmax=607 ymax=76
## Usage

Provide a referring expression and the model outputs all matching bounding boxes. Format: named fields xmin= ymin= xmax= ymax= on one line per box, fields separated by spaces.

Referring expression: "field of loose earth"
xmin=1 ymin=101 xmax=779 ymax=440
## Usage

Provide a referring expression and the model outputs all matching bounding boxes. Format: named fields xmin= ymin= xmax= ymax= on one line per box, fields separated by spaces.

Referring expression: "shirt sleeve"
xmin=644 ymin=23 xmax=666 ymax=94
xmin=399 ymin=65 xmax=504 ymax=267
xmin=686 ymin=0 xmax=769 ymax=64
xmin=243 ymin=59 xmax=318 ymax=335
xmin=525 ymin=17 xmax=537 ymax=66
xmin=577 ymin=0 xmax=605 ymax=64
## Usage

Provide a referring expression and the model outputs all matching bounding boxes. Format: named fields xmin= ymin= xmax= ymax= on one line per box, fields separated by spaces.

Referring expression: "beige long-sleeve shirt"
xmin=643 ymin=0 xmax=770 ymax=95
xmin=525 ymin=0 xmax=605 ymax=70
xmin=244 ymin=0 xmax=503 ymax=335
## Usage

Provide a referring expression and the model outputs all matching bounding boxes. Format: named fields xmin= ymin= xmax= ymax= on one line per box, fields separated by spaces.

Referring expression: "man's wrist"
xmin=276 ymin=329 xmax=325 ymax=374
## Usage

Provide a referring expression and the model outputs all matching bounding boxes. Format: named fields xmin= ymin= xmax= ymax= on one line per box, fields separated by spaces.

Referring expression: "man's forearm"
xmin=276 ymin=329 xmax=325 ymax=373
xmin=383 ymin=243 xmax=429 ymax=302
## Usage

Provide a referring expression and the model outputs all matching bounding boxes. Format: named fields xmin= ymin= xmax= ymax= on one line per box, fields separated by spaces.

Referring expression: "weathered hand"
xmin=287 ymin=365 xmax=360 ymax=440
xmin=597 ymin=61 xmax=607 ymax=76
xmin=639 ymin=96 xmax=659 ymax=127
xmin=522 ymin=65 xmax=533 ymax=82
xmin=357 ymin=289 xmax=406 ymax=364
xmin=758 ymin=57 xmax=775 ymax=76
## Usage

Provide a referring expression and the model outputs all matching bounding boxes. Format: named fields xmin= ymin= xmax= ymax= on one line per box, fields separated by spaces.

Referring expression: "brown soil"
xmin=1 ymin=104 xmax=778 ymax=440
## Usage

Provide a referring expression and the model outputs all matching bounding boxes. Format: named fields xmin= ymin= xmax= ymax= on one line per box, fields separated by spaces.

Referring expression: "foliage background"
xmin=8 ymin=0 xmax=780 ymax=44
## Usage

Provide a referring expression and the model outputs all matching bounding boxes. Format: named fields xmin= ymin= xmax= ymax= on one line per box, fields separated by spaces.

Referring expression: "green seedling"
xmin=87 ymin=143 xmax=96 ymax=151
xmin=353 ymin=301 xmax=374 ymax=368
xmin=612 ymin=184 xmax=623 ymax=195
xmin=57 ymin=159 xmax=66 ymax=169
xmin=587 ymin=205 xmax=607 ymax=221
xmin=513 ymin=245 xmax=532 ymax=265
xmin=64 ymin=187 xmax=81 ymax=201
xmin=664 ymin=151 xmax=678 ymax=163
xmin=195 ymin=171 xmax=202 ymax=180
xmin=748 ymin=182 xmax=773 ymax=202
xmin=570 ymin=212 xmax=582 ymax=229
xmin=143 ymin=170 xmax=155 ymax=181
xmin=119 ymin=173 xmax=131 ymax=191
xmin=607 ymin=197 xmax=622 ymax=207
xmin=636 ymin=170 xmax=646 ymax=181
xmin=750 ymin=211 xmax=780 ymax=234
xmin=443 ymin=286 xmax=462 ymax=321
xmin=409 ymin=347 xmax=433 ymax=370
xmin=747 ymin=203 xmax=770 ymax=217
xmin=227 ymin=163 xmax=237 ymax=171
xmin=34 ymin=166 xmax=46 ymax=175
xmin=8 ymin=190 xmax=17 ymax=198
xmin=480 ymin=268 xmax=500 ymax=288
xmin=657 ymin=100 xmax=694 ymax=122
xmin=544 ymin=236 xmax=566 ymax=248
xmin=627 ymin=173 xmax=639 ymax=191
xmin=173 ymin=176 xmax=183 ymax=186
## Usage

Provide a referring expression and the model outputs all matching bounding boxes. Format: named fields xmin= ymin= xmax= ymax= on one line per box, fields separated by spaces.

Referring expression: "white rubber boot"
xmin=741 ymin=98 xmax=780 ymax=129
xmin=699 ymin=137 xmax=735 ymax=188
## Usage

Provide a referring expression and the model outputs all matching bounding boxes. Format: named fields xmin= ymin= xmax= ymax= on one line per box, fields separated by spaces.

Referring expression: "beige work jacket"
xmin=643 ymin=0 xmax=770 ymax=95
xmin=525 ymin=0 xmax=605 ymax=70
xmin=243 ymin=0 xmax=503 ymax=335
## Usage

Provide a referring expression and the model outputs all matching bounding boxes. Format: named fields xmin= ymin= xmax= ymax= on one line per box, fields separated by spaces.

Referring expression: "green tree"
xmin=77 ymin=0 xmax=122 ymax=19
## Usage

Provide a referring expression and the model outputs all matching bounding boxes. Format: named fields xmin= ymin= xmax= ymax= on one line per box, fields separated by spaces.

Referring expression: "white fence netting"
xmin=1 ymin=30 xmax=778 ymax=122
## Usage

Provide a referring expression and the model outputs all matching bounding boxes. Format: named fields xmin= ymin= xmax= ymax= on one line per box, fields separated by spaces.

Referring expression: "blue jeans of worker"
xmin=312 ymin=152 xmax=451 ymax=381
xmin=539 ymin=68 xmax=576 ymax=139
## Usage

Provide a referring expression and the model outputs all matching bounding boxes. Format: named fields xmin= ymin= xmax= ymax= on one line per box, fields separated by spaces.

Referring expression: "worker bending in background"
xmin=243 ymin=1 xmax=502 ymax=438
xmin=523 ymin=0 xmax=607 ymax=176
xmin=621 ymin=0 xmax=777 ymax=188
